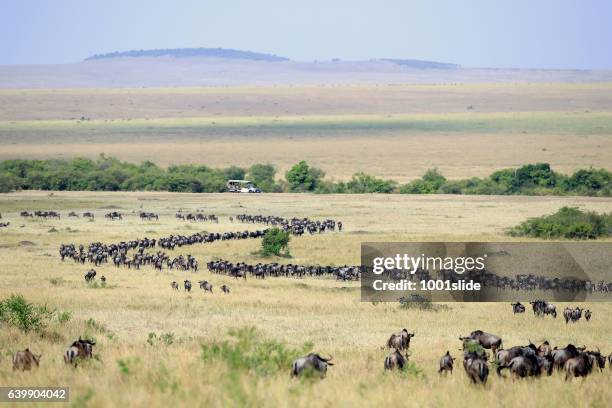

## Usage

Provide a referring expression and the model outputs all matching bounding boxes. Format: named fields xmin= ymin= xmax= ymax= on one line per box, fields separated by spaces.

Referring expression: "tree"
xmin=248 ymin=164 xmax=281 ymax=192
xmin=285 ymin=161 xmax=325 ymax=192
xmin=261 ymin=228 xmax=291 ymax=256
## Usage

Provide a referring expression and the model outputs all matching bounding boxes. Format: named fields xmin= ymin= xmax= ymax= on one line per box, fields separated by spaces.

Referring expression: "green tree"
xmin=285 ymin=161 xmax=325 ymax=192
xmin=261 ymin=228 xmax=291 ymax=256
xmin=248 ymin=164 xmax=281 ymax=192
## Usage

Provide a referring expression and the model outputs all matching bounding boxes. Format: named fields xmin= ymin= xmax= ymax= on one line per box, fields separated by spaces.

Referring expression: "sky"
xmin=1 ymin=0 xmax=611 ymax=69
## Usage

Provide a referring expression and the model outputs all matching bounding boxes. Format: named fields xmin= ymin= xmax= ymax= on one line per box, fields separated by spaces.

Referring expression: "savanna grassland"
xmin=1 ymin=84 xmax=612 ymax=181
xmin=0 ymin=191 xmax=611 ymax=407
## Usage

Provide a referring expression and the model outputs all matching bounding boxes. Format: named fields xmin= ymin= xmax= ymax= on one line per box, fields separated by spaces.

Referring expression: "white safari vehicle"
xmin=226 ymin=180 xmax=262 ymax=193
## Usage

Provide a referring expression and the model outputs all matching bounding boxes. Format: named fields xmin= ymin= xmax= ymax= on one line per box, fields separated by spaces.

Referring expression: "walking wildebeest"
xmin=463 ymin=351 xmax=489 ymax=385
xmin=291 ymin=353 xmax=333 ymax=378
xmin=198 ymin=280 xmax=213 ymax=293
xmin=584 ymin=309 xmax=592 ymax=321
xmin=171 ymin=281 xmax=179 ymax=290
xmin=384 ymin=349 xmax=407 ymax=371
xmin=564 ymin=352 xmax=594 ymax=380
xmin=64 ymin=338 xmax=95 ymax=366
xmin=460 ymin=330 xmax=503 ymax=359
xmin=511 ymin=302 xmax=525 ymax=314
xmin=184 ymin=280 xmax=192 ymax=292
xmin=12 ymin=348 xmax=41 ymax=371
xmin=439 ymin=351 xmax=455 ymax=374
xmin=84 ymin=269 xmax=96 ymax=282
xmin=551 ymin=344 xmax=585 ymax=370
xmin=386 ymin=329 xmax=415 ymax=352
xmin=220 ymin=284 xmax=230 ymax=294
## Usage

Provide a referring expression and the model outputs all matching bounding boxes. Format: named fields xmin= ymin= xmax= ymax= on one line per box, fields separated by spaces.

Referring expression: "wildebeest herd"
xmin=207 ymin=259 xmax=361 ymax=280
xmin=235 ymin=213 xmax=342 ymax=235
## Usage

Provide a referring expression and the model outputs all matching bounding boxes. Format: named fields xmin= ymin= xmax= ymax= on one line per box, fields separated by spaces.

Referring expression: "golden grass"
xmin=0 ymin=191 xmax=611 ymax=407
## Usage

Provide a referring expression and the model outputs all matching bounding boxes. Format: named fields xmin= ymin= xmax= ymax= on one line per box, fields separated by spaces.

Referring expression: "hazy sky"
xmin=1 ymin=0 xmax=611 ymax=68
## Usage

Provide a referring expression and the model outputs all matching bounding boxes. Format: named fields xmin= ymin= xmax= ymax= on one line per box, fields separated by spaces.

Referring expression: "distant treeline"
xmin=0 ymin=157 xmax=610 ymax=197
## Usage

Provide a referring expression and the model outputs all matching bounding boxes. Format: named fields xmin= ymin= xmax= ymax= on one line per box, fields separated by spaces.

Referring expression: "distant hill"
xmin=381 ymin=58 xmax=459 ymax=70
xmin=85 ymin=47 xmax=289 ymax=62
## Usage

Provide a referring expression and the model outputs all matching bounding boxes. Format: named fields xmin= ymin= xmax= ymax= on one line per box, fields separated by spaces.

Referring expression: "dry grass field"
xmin=1 ymin=84 xmax=612 ymax=181
xmin=0 ymin=191 xmax=611 ymax=407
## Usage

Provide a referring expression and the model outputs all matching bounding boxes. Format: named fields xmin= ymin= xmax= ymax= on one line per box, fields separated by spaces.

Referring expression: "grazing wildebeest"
xmin=386 ymin=329 xmax=415 ymax=352
xmin=551 ymin=344 xmax=585 ymax=370
xmin=0 ymin=222 xmax=9 ymax=228
xmin=171 ymin=281 xmax=179 ymax=290
xmin=291 ymin=353 xmax=333 ymax=378
xmin=12 ymin=348 xmax=41 ymax=371
xmin=220 ymin=284 xmax=230 ymax=294
xmin=564 ymin=352 xmax=594 ymax=380
xmin=184 ymin=280 xmax=192 ymax=292
xmin=460 ymin=330 xmax=503 ymax=358
xmin=439 ymin=351 xmax=455 ymax=374
xmin=64 ymin=338 xmax=95 ymax=366
xmin=84 ymin=269 xmax=96 ymax=282
xmin=198 ymin=280 xmax=213 ymax=293
xmin=511 ymin=302 xmax=525 ymax=314
xmin=463 ymin=351 xmax=489 ymax=385
xmin=384 ymin=349 xmax=407 ymax=371
xmin=584 ymin=309 xmax=592 ymax=321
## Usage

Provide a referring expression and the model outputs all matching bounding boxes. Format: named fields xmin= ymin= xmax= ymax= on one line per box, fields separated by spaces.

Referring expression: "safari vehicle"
xmin=226 ymin=180 xmax=262 ymax=193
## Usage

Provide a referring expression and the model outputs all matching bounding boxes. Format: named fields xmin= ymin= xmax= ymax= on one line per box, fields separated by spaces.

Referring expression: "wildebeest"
xmin=384 ymin=349 xmax=407 ymax=371
xmin=564 ymin=352 xmax=594 ymax=380
xmin=84 ymin=269 xmax=96 ymax=282
xmin=220 ymin=284 xmax=230 ymax=294
xmin=551 ymin=344 xmax=585 ymax=370
xmin=460 ymin=330 xmax=503 ymax=358
xmin=0 ymin=222 xmax=9 ymax=228
xmin=12 ymin=348 xmax=41 ymax=371
xmin=584 ymin=309 xmax=592 ymax=321
xmin=291 ymin=353 xmax=333 ymax=378
xmin=64 ymin=338 xmax=95 ymax=366
xmin=538 ymin=340 xmax=552 ymax=357
xmin=511 ymin=302 xmax=525 ymax=314
xmin=100 ymin=275 xmax=106 ymax=285
xmin=463 ymin=351 xmax=489 ymax=385
xmin=439 ymin=350 xmax=455 ymax=374
xmin=495 ymin=342 xmax=537 ymax=376
xmin=504 ymin=349 xmax=552 ymax=378
xmin=171 ymin=281 xmax=179 ymax=290
xmin=564 ymin=306 xmax=583 ymax=323
xmin=184 ymin=280 xmax=192 ymax=292
xmin=530 ymin=300 xmax=557 ymax=318
xmin=198 ymin=280 xmax=213 ymax=293
xmin=586 ymin=350 xmax=606 ymax=371
xmin=386 ymin=329 xmax=415 ymax=352
xmin=608 ymin=353 xmax=612 ymax=368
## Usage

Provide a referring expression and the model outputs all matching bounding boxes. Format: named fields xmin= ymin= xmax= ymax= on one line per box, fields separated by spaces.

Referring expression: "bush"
xmin=201 ymin=327 xmax=312 ymax=376
xmin=247 ymin=164 xmax=282 ymax=192
xmin=0 ymin=294 xmax=54 ymax=332
xmin=507 ymin=206 xmax=612 ymax=239
xmin=261 ymin=228 xmax=291 ymax=256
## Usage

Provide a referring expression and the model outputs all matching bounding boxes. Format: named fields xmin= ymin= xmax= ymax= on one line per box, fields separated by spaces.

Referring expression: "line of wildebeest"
xmin=12 ymin=327 xmax=611 ymax=385
xmin=511 ymin=301 xmax=593 ymax=323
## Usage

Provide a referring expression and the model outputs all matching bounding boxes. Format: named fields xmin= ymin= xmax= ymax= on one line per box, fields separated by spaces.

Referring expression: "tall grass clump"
xmin=200 ymin=327 xmax=312 ymax=376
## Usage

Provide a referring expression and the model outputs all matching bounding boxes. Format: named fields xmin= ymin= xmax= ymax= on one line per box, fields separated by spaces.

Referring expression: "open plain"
xmin=0 ymin=191 xmax=611 ymax=407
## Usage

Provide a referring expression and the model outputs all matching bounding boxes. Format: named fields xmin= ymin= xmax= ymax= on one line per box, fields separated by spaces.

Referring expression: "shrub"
xmin=200 ymin=327 xmax=312 ymax=376
xmin=57 ymin=310 xmax=72 ymax=324
xmin=261 ymin=228 xmax=291 ymax=256
xmin=507 ymin=206 xmax=612 ymax=239
xmin=0 ymin=294 xmax=54 ymax=332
